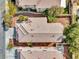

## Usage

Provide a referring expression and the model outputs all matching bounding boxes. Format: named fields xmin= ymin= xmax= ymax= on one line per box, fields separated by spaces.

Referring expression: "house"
xmin=15 ymin=17 xmax=64 ymax=43
xmin=16 ymin=0 xmax=66 ymax=12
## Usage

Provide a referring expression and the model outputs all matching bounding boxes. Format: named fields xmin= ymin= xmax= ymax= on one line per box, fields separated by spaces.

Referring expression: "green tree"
xmin=64 ymin=23 xmax=79 ymax=59
xmin=47 ymin=7 xmax=64 ymax=16
xmin=3 ymin=13 xmax=12 ymax=27
xmin=18 ymin=15 xmax=28 ymax=22
xmin=43 ymin=7 xmax=64 ymax=23
xmin=8 ymin=0 xmax=17 ymax=16
xmin=3 ymin=0 xmax=17 ymax=28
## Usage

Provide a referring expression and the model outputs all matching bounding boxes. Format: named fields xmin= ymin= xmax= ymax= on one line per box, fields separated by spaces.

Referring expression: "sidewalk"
xmin=5 ymin=28 xmax=16 ymax=59
xmin=0 ymin=1 xmax=5 ymax=59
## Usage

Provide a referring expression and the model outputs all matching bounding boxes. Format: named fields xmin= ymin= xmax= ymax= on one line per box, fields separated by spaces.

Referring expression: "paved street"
xmin=0 ymin=0 xmax=5 ymax=59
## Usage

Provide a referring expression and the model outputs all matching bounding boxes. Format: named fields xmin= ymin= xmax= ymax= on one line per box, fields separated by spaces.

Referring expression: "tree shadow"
xmin=2 ymin=21 xmax=9 ymax=31
xmin=15 ymin=49 xmax=20 ymax=59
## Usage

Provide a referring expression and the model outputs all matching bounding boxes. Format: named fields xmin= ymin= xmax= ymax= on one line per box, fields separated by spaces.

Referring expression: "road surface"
xmin=0 ymin=0 xmax=5 ymax=59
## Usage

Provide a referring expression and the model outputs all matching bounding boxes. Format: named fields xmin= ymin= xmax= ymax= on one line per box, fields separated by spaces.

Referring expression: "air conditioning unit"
xmin=56 ymin=44 xmax=64 ymax=53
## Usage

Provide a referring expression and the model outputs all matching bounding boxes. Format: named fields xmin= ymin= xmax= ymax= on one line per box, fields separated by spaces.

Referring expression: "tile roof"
xmin=36 ymin=0 xmax=61 ymax=8
xmin=18 ymin=47 xmax=63 ymax=59
xmin=19 ymin=0 xmax=38 ymax=6
xmin=16 ymin=17 xmax=64 ymax=33
xmin=17 ymin=0 xmax=61 ymax=8
xmin=16 ymin=17 xmax=64 ymax=42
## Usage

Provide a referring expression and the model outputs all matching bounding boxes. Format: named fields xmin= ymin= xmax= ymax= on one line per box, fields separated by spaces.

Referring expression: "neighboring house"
xmin=16 ymin=0 xmax=66 ymax=12
xmin=16 ymin=47 xmax=64 ymax=59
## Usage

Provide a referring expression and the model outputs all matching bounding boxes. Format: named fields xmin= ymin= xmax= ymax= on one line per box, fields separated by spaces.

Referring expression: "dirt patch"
xmin=56 ymin=16 xmax=71 ymax=27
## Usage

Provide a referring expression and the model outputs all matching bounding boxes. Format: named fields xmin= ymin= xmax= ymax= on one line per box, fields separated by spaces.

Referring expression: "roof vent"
xmin=51 ymin=35 xmax=55 ymax=37
xmin=31 ymin=29 xmax=34 ymax=31
xmin=31 ymin=35 xmax=34 ymax=37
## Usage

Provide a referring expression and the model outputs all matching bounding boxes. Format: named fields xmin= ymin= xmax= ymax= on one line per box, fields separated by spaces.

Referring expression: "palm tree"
xmin=64 ymin=23 xmax=79 ymax=59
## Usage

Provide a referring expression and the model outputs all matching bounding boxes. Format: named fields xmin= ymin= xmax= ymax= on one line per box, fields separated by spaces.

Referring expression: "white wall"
xmin=60 ymin=0 xmax=66 ymax=8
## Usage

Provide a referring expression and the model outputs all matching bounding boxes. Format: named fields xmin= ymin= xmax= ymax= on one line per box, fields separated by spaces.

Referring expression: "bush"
xmin=17 ymin=7 xmax=23 ymax=11
xmin=47 ymin=16 xmax=57 ymax=23
xmin=47 ymin=7 xmax=64 ymax=16
xmin=64 ymin=23 xmax=79 ymax=59
xmin=64 ymin=8 xmax=69 ymax=14
xmin=42 ymin=9 xmax=48 ymax=16
xmin=42 ymin=7 xmax=64 ymax=23
xmin=7 ymin=43 xmax=13 ymax=49
xmin=8 ymin=1 xmax=17 ymax=16
xmin=18 ymin=15 xmax=28 ymax=22
xmin=5 ymin=21 xmax=12 ymax=27
xmin=7 ymin=39 xmax=14 ymax=50
xmin=3 ymin=14 xmax=13 ymax=28
xmin=27 ymin=42 xmax=32 ymax=47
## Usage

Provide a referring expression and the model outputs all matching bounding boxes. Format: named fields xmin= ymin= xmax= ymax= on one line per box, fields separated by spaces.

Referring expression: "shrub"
xmin=42 ymin=9 xmax=48 ymax=16
xmin=47 ymin=16 xmax=57 ymax=23
xmin=64 ymin=23 xmax=79 ymax=59
xmin=3 ymin=14 xmax=13 ymax=27
xmin=42 ymin=7 xmax=64 ymax=23
xmin=18 ymin=15 xmax=28 ymax=22
xmin=27 ymin=42 xmax=32 ymax=47
xmin=17 ymin=7 xmax=23 ymax=11
xmin=8 ymin=0 xmax=17 ymax=16
xmin=64 ymin=8 xmax=69 ymax=14
xmin=47 ymin=7 xmax=64 ymax=16
xmin=7 ymin=39 xmax=14 ymax=50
